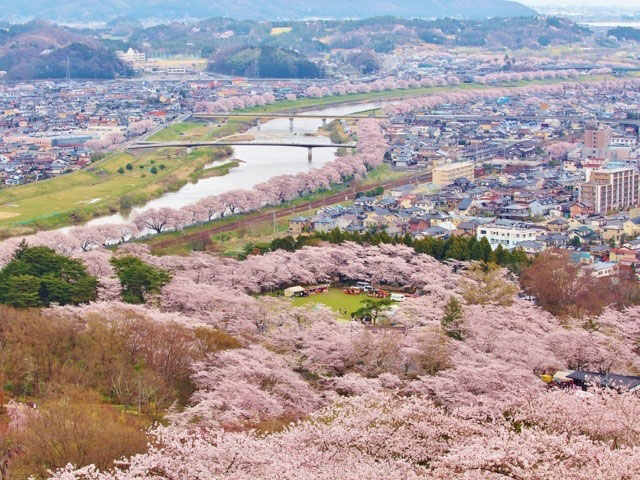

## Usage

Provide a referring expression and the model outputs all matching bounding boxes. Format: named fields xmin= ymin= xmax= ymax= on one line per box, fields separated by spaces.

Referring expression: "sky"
xmin=521 ymin=0 xmax=637 ymax=6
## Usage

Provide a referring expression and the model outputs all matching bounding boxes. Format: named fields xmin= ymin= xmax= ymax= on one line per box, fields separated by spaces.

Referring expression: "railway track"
xmin=149 ymin=170 xmax=432 ymax=250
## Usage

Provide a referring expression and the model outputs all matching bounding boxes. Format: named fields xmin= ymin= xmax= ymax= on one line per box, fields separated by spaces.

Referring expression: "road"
xmin=121 ymin=112 xmax=193 ymax=150
xmin=149 ymin=170 xmax=433 ymax=251
xmin=415 ymin=114 xmax=640 ymax=126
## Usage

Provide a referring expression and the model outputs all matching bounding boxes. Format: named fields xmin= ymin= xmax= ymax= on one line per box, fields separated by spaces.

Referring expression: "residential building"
xmin=579 ymin=167 xmax=640 ymax=214
xmin=289 ymin=216 xmax=309 ymax=234
xmin=476 ymin=221 xmax=538 ymax=250
xmin=586 ymin=261 xmax=619 ymax=278
xmin=582 ymin=125 xmax=611 ymax=159
xmin=432 ymin=161 xmax=474 ymax=187
xmin=116 ymin=48 xmax=147 ymax=64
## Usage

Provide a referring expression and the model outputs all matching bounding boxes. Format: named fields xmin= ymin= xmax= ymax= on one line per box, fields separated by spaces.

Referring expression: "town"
xmin=3 ymin=1 xmax=640 ymax=479
xmin=283 ymin=82 xmax=640 ymax=278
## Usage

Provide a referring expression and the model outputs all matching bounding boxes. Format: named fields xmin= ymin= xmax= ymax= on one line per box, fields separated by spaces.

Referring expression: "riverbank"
xmin=0 ymin=146 xmax=231 ymax=236
xmin=143 ymin=163 xmax=420 ymax=256
xmin=233 ymin=74 xmax=612 ymax=116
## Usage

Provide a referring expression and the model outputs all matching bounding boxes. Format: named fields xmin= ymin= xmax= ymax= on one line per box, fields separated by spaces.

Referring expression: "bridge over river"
xmin=193 ymin=112 xmax=387 ymax=131
xmin=129 ymin=140 xmax=357 ymax=161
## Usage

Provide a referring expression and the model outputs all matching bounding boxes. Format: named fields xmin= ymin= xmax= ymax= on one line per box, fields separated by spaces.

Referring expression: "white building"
xmin=116 ymin=48 xmax=146 ymax=64
xmin=586 ymin=262 xmax=619 ymax=278
xmin=476 ymin=222 xmax=538 ymax=250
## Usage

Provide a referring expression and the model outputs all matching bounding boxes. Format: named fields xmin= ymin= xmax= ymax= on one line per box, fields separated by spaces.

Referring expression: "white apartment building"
xmin=579 ymin=166 xmax=640 ymax=214
xmin=116 ymin=48 xmax=146 ymax=64
xmin=476 ymin=222 xmax=538 ymax=250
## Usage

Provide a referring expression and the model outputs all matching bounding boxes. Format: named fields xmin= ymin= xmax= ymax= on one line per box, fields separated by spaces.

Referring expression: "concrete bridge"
xmin=193 ymin=113 xmax=387 ymax=131
xmin=415 ymin=114 xmax=640 ymax=127
xmin=129 ymin=140 xmax=357 ymax=161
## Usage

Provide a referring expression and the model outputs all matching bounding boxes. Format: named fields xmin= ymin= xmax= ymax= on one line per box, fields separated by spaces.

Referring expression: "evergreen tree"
xmin=441 ymin=296 xmax=464 ymax=340
xmin=110 ymin=256 xmax=171 ymax=304
xmin=490 ymin=244 xmax=507 ymax=265
xmin=445 ymin=237 xmax=471 ymax=261
xmin=0 ymin=243 xmax=97 ymax=307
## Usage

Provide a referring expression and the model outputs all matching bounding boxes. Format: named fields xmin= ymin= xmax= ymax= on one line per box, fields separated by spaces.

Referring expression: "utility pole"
xmin=273 ymin=211 xmax=277 ymax=235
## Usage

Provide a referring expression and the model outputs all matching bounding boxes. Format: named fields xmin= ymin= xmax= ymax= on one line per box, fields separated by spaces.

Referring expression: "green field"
xmin=0 ymin=147 xmax=229 ymax=232
xmin=147 ymin=122 xmax=203 ymax=141
xmin=291 ymin=288 xmax=369 ymax=319
xmin=148 ymin=118 xmax=252 ymax=142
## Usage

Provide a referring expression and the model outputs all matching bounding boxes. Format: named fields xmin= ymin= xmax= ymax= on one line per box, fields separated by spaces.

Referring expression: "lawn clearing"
xmin=291 ymin=288 xmax=368 ymax=320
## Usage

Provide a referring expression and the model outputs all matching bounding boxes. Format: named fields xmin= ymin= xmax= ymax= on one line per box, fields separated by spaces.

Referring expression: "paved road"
xmin=149 ymin=170 xmax=432 ymax=251
xmin=416 ymin=114 xmax=640 ymax=126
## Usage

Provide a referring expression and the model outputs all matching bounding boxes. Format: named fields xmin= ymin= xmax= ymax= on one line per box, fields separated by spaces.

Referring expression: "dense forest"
xmin=2 ymin=43 xmax=131 ymax=80
xmin=608 ymin=26 xmax=640 ymax=42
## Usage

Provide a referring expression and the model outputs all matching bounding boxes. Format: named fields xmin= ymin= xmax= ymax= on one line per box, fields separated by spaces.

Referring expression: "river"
xmin=86 ymin=101 xmax=386 ymax=226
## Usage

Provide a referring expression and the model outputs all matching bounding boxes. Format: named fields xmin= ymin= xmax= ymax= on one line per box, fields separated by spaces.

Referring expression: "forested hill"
xmin=208 ymin=46 xmax=324 ymax=79
xmin=2 ymin=0 xmax=536 ymax=22
xmin=0 ymin=22 xmax=131 ymax=80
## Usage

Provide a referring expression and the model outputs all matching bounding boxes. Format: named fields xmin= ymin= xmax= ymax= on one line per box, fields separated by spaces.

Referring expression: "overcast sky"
xmin=521 ymin=0 xmax=637 ymax=6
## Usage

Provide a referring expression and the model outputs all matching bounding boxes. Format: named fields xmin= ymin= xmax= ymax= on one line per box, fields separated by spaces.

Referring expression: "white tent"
xmin=284 ymin=286 xmax=305 ymax=298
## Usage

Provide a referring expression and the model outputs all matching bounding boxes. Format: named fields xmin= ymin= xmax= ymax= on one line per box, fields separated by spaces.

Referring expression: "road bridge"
xmin=193 ymin=113 xmax=387 ymax=131
xmin=128 ymin=140 xmax=357 ymax=161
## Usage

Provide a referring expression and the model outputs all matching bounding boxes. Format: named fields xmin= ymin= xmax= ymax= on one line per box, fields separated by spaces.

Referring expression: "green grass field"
xmin=291 ymin=288 xmax=369 ymax=319
xmin=147 ymin=122 xmax=203 ymax=141
xmin=0 ymin=147 xmax=228 ymax=231
xmin=148 ymin=119 xmax=252 ymax=142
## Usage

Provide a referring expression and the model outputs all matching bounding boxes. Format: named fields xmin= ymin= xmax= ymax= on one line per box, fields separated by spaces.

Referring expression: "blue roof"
xmin=457 ymin=198 xmax=472 ymax=210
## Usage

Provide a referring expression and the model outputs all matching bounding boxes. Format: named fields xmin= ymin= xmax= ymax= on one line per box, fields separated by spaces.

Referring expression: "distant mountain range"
xmin=1 ymin=0 xmax=537 ymax=22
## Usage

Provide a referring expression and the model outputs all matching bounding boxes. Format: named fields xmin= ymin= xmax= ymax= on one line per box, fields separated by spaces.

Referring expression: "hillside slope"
xmin=2 ymin=0 xmax=536 ymax=22
xmin=0 ymin=21 xmax=131 ymax=80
